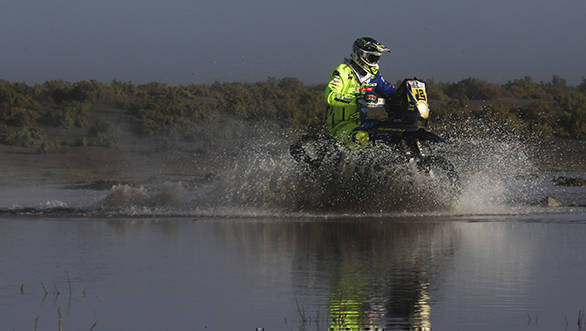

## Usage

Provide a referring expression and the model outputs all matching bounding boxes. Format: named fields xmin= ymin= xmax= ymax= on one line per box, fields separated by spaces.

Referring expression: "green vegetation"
xmin=0 ymin=79 xmax=98 ymax=148
xmin=0 ymin=76 xmax=584 ymax=150
xmin=429 ymin=76 xmax=586 ymax=138
xmin=88 ymin=120 xmax=119 ymax=148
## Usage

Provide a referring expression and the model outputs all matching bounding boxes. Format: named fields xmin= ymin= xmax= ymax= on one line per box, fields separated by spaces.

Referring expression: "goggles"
xmin=365 ymin=53 xmax=381 ymax=64
xmin=361 ymin=50 xmax=382 ymax=65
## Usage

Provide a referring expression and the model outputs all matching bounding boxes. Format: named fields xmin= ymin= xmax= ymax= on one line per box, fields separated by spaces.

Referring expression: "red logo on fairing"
xmin=360 ymin=87 xmax=374 ymax=93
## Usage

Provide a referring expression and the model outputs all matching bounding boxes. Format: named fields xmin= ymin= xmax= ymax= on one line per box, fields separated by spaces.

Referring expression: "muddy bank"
xmin=0 ymin=143 xmax=213 ymax=186
xmin=531 ymin=138 xmax=586 ymax=171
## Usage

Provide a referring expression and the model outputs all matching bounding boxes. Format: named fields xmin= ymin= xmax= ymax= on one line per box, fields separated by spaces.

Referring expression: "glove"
xmin=359 ymin=86 xmax=378 ymax=104
xmin=363 ymin=93 xmax=378 ymax=103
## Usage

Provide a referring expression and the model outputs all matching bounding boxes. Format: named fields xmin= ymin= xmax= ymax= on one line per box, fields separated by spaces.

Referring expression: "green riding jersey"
xmin=325 ymin=60 xmax=396 ymax=147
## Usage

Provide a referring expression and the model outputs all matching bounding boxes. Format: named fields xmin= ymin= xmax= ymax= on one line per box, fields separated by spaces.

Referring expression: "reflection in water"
xmin=328 ymin=263 xmax=372 ymax=329
xmin=3 ymin=216 xmax=584 ymax=330
xmin=323 ymin=222 xmax=449 ymax=330
xmin=106 ymin=219 xmax=180 ymax=235
xmin=210 ymin=220 xmax=459 ymax=330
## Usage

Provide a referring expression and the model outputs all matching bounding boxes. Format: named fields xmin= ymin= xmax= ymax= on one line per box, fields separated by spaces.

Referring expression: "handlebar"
xmin=360 ymin=98 xmax=386 ymax=108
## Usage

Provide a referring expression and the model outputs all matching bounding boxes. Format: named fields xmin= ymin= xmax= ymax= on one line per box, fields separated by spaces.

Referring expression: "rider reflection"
xmin=316 ymin=222 xmax=455 ymax=330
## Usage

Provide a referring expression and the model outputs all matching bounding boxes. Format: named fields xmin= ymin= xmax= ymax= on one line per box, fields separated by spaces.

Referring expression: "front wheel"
xmin=416 ymin=155 xmax=461 ymax=193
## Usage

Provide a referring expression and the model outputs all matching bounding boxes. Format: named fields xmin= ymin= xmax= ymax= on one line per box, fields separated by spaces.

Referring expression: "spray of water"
xmin=439 ymin=118 xmax=543 ymax=214
xmin=204 ymin=119 xmax=543 ymax=215
xmin=3 ymin=119 xmax=548 ymax=218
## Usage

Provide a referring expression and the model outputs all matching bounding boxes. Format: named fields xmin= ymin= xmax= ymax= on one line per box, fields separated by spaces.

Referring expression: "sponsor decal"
xmin=330 ymin=77 xmax=341 ymax=88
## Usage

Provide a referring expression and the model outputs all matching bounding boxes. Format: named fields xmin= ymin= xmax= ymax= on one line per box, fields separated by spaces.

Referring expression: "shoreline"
xmin=0 ymin=137 xmax=584 ymax=187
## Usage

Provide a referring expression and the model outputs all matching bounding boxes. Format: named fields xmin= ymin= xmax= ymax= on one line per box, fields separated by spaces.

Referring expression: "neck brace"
xmin=346 ymin=57 xmax=375 ymax=83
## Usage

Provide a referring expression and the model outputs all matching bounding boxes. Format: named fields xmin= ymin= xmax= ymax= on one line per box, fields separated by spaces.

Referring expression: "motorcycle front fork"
xmin=402 ymin=139 xmax=434 ymax=178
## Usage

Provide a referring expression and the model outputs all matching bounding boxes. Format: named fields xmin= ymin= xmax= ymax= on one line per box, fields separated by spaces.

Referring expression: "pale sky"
xmin=1 ymin=0 xmax=585 ymax=85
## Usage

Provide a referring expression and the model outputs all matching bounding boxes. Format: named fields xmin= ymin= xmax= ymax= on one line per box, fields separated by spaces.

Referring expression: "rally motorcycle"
xmin=290 ymin=78 xmax=460 ymax=191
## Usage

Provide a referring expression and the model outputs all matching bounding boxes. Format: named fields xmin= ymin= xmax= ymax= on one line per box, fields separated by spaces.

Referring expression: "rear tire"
xmin=290 ymin=134 xmax=328 ymax=169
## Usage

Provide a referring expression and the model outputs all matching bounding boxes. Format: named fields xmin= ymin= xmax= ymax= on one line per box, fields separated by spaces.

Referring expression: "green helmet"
xmin=351 ymin=37 xmax=390 ymax=75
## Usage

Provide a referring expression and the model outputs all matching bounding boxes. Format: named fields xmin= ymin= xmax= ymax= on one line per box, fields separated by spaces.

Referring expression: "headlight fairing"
xmin=416 ymin=101 xmax=430 ymax=119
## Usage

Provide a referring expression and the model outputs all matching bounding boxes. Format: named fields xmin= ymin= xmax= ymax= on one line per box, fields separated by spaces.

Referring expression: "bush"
xmin=42 ymin=101 xmax=91 ymax=128
xmin=0 ymin=105 xmax=40 ymax=127
xmin=503 ymin=76 xmax=548 ymax=99
xmin=2 ymin=127 xmax=47 ymax=147
xmin=579 ymin=77 xmax=586 ymax=94
xmin=89 ymin=121 xmax=119 ymax=147
xmin=74 ymin=136 xmax=88 ymax=147
xmin=1 ymin=76 xmax=585 ymax=145
xmin=445 ymin=78 xmax=503 ymax=100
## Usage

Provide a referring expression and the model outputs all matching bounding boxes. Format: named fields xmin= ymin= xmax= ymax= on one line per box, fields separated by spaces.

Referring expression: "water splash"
xmin=95 ymin=182 xmax=188 ymax=211
xmin=210 ymin=120 xmax=544 ymax=215
xmin=0 ymin=120 xmax=565 ymax=218
xmin=441 ymin=120 xmax=543 ymax=214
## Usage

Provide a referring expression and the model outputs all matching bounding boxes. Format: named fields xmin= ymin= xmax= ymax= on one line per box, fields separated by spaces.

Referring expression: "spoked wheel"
xmin=354 ymin=143 xmax=404 ymax=183
xmin=416 ymin=155 xmax=461 ymax=193
xmin=290 ymin=134 xmax=340 ymax=171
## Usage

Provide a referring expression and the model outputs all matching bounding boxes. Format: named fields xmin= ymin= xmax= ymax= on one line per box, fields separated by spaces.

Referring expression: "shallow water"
xmin=0 ymin=157 xmax=585 ymax=331
xmin=1 ymin=214 xmax=585 ymax=331
xmin=1 ymin=170 xmax=584 ymax=216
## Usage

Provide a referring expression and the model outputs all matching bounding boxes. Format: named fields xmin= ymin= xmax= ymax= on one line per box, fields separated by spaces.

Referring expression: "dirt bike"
xmin=290 ymin=78 xmax=460 ymax=191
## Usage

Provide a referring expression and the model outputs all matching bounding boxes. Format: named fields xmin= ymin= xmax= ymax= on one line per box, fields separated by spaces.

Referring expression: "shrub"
xmin=89 ymin=121 xmax=119 ymax=147
xmin=0 ymin=105 xmax=40 ymax=127
xmin=2 ymin=127 xmax=47 ymax=147
xmin=445 ymin=78 xmax=503 ymax=100
xmin=42 ymin=101 xmax=91 ymax=128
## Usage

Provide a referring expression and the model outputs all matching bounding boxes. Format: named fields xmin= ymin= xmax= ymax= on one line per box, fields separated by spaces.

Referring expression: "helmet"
xmin=351 ymin=37 xmax=390 ymax=75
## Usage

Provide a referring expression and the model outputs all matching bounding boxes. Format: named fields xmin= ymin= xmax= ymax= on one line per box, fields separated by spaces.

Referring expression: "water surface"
xmin=1 ymin=213 xmax=585 ymax=330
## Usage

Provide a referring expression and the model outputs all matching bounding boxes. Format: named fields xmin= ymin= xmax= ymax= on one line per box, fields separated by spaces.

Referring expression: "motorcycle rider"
xmin=325 ymin=37 xmax=396 ymax=148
